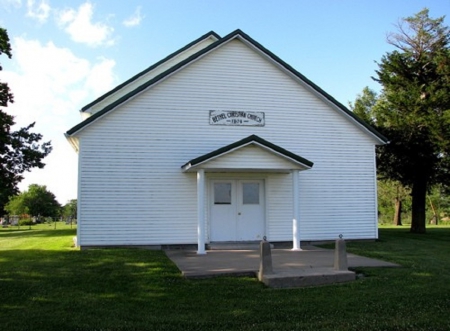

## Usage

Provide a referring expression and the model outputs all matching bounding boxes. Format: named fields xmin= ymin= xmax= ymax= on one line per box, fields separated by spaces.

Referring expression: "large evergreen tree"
xmin=0 ymin=27 xmax=52 ymax=212
xmin=372 ymin=9 xmax=450 ymax=233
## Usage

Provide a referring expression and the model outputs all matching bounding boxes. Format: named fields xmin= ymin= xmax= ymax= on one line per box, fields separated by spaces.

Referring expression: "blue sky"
xmin=0 ymin=0 xmax=449 ymax=203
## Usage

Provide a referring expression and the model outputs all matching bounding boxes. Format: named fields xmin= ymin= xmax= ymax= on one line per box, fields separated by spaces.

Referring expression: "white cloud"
xmin=1 ymin=0 xmax=22 ymax=9
xmin=26 ymin=0 xmax=50 ymax=23
xmin=56 ymin=2 xmax=114 ymax=47
xmin=84 ymin=57 xmax=116 ymax=96
xmin=3 ymin=37 xmax=117 ymax=202
xmin=123 ymin=6 xmax=143 ymax=27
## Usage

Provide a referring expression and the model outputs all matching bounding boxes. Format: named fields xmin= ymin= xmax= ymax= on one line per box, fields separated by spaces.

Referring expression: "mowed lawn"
xmin=1 ymin=224 xmax=449 ymax=331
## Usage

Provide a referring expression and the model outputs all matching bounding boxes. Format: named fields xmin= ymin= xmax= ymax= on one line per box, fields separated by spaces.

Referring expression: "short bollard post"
xmin=334 ymin=234 xmax=348 ymax=271
xmin=258 ymin=236 xmax=273 ymax=280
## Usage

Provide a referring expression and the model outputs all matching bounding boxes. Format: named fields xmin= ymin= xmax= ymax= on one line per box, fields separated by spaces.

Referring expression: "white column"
xmin=292 ymin=170 xmax=301 ymax=251
xmin=197 ymin=169 xmax=206 ymax=254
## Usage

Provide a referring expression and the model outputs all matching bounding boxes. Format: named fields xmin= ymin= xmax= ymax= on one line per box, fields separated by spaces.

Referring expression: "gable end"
xmin=67 ymin=29 xmax=387 ymax=144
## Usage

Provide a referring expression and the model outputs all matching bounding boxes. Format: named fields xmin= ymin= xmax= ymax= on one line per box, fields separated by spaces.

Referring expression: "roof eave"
xmin=64 ymin=133 xmax=79 ymax=152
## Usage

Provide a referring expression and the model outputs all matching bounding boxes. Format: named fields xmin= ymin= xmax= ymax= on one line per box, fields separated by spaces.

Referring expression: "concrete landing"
xmin=165 ymin=247 xmax=399 ymax=288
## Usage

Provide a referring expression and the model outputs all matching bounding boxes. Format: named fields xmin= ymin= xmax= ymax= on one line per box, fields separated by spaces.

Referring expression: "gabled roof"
xmin=181 ymin=135 xmax=313 ymax=172
xmin=66 ymin=29 xmax=388 ymax=144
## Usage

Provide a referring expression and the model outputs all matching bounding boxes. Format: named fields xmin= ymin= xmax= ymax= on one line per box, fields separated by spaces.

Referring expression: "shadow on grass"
xmin=347 ymin=227 xmax=450 ymax=270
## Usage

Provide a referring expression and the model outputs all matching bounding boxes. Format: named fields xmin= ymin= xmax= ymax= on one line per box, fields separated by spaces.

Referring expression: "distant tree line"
xmin=4 ymin=184 xmax=76 ymax=221
xmin=377 ymin=180 xmax=450 ymax=225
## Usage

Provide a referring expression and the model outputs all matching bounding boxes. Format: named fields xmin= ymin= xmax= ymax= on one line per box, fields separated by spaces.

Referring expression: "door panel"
xmin=210 ymin=181 xmax=236 ymax=241
xmin=210 ymin=180 xmax=264 ymax=241
xmin=237 ymin=181 xmax=264 ymax=240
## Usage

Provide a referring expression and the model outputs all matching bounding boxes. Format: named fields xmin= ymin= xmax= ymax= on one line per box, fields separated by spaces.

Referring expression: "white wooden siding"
xmin=77 ymin=39 xmax=379 ymax=246
xmin=266 ymin=173 xmax=293 ymax=241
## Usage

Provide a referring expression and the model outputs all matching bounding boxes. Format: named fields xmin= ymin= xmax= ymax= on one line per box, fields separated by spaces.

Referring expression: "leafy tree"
xmin=0 ymin=27 xmax=52 ymax=213
xmin=62 ymin=199 xmax=77 ymax=219
xmin=371 ymin=9 xmax=450 ymax=233
xmin=349 ymin=86 xmax=379 ymax=125
xmin=4 ymin=191 xmax=27 ymax=215
xmin=5 ymin=184 xmax=61 ymax=217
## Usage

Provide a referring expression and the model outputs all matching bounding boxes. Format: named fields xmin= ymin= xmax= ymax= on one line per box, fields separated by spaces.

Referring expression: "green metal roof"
xmin=66 ymin=29 xmax=387 ymax=143
xmin=181 ymin=134 xmax=314 ymax=171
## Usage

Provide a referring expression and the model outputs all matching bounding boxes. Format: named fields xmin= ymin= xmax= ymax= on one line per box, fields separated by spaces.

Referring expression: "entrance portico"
xmin=181 ymin=135 xmax=313 ymax=254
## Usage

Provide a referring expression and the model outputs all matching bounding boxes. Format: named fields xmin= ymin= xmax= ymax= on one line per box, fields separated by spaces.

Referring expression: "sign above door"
xmin=209 ymin=110 xmax=265 ymax=127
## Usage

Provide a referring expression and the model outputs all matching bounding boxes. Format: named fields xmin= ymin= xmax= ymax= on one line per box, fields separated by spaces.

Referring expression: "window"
xmin=242 ymin=183 xmax=259 ymax=204
xmin=214 ymin=183 xmax=231 ymax=204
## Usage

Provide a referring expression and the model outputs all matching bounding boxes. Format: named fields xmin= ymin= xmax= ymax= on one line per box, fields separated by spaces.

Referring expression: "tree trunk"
xmin=410 ymin=179 xmax=427 ymax=233
xmin=393 ymin=197 xmax=402 ymax=226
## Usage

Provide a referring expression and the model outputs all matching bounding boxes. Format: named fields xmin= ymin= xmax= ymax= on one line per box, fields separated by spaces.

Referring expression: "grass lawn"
xmin=1 ymin=224 xmax=449 ymax=331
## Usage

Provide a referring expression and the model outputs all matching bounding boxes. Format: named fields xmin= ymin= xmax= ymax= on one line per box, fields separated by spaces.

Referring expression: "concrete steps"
xmin=257 ymin=239 xmax=355 ymax=288
xmin=260 ymin=267 xmax=356 ymax=288
xmin=207 ymin=242 xmax=272 ymax=250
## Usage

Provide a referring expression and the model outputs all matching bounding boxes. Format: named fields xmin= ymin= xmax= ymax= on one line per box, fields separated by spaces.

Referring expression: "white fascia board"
xmin=64 ymin=134 xmax=79 ymax=152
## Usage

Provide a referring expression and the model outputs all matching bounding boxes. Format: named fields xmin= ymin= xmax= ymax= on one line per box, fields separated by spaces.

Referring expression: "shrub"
xmin=18 ymin=218 xmax=34 ymax=226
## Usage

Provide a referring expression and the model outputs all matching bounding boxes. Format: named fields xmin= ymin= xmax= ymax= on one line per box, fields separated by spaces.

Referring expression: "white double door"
xmin=210 ymin=179 xmax=265 ymax=241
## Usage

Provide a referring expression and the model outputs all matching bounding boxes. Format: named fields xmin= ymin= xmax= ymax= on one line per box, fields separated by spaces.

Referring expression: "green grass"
xmin=1 ymin=225 xmax=450 ymax=331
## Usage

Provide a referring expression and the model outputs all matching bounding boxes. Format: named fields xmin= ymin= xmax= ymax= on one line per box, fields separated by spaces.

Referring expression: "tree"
xmin=349 ymin=86 xmax=379 ymax=126
xmin=350 ymin=89 xmax=410 ymax=227
xmin=4 ymin=190 xmax=27 ymax=215
xmin=376 ymin=179 xmax=412 ymax=225
xmin=62 ymin=199 xmax=77 ymax=219
xmin=5 ymin=184 xmax=61 ymax=218
xmin=372 ymin=9 xmax=450 ymax=233
xmin=0 ymin=27 xmax=52 ymax=213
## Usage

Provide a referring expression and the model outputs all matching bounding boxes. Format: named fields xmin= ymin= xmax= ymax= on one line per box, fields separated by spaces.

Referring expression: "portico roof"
xmin=181 ymin=135 xmax=313 ymax=172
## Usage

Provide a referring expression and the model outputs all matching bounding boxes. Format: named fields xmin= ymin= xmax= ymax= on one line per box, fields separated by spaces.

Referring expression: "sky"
xmin=0 ymin=0 xmax=449 ymax=204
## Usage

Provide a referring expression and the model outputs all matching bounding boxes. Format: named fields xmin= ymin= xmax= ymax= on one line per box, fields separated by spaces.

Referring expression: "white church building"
xmin=66 ymin=29 xmax=387 ymax=252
